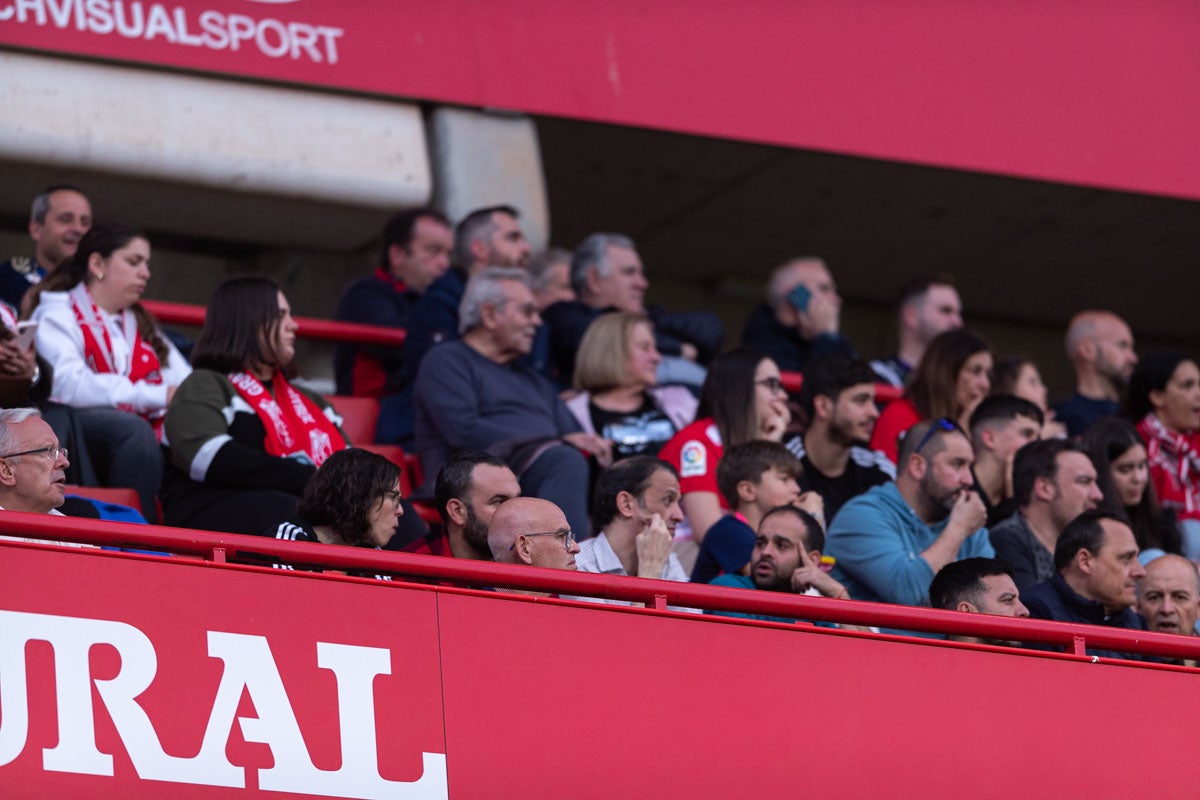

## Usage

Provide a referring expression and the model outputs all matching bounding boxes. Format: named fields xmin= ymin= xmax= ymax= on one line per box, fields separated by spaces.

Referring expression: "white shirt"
xmin=569 ymin=531 xmax=697 ymax=612
xmin=32 ymin=290 xmax=191 ymax=413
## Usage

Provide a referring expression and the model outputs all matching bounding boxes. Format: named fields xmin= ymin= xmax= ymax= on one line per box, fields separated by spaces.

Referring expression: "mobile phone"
xmin=786 ymin=284 xmax=812 ymax=313
xmin=14 ymin=321 xmax=36 ymax=351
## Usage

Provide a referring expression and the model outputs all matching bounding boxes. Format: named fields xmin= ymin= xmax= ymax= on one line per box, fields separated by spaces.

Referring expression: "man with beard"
xmin=402 ymin=451 xmax=520 ymax=559
xmin=826 ymin=418 xmax=993 ymax=606
xmin=929 ymin=558 xmax=1030 ymax=645
xmin=870 ymin=274 xmax=963 ymax=389
xmin=786 ymin=354 xmax=894 ymax=523
xmin=708 ymin=505 xmax=859 ymax=624
xmin=1053 ymin=310 xmax=1138 ymax=436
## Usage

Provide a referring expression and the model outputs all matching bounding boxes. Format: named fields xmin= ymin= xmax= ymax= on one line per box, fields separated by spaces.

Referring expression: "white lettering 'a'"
xmin=0 ymin=610 xmax=448 ymax=800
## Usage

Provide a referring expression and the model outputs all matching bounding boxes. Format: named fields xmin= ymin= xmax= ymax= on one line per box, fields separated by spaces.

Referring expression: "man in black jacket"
xmin=741 ymin=257 xmax=853 ymax=373
xmin=542 ymin=232 xmax=723 ymax=387
xmin=1023 ymin=509 xmax=1148 ymax=659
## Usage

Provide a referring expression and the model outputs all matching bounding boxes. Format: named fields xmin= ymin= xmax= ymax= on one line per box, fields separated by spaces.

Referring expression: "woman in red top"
xmin=659 ymin=347 xmax=790 ymax=545
xmin=870 ymin=329 xmax=993 ymax=464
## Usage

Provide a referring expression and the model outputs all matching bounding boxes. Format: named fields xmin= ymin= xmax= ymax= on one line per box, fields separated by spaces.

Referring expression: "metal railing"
xmin=3 ymin=510 xmax=1197 ymax=664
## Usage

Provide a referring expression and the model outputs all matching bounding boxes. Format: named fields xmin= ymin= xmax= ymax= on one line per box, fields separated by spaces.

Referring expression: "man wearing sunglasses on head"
xmin=825 ymin=418 xmax=993 ymax=609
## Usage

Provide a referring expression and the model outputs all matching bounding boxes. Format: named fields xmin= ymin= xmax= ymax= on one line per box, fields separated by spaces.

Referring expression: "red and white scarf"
xmin=0 ymin=302 xmax=18 ymax=332
xmin=228 ymin=371 xmax=345 ymax=466
xmin=70 ymin=283 xmax=165 ymax=431
xmin=1138 ymin=413 xmax=1200 ymax=521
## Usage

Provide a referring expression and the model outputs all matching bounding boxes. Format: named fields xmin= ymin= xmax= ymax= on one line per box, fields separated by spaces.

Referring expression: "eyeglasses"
xmin=382 ymin=490 xmax=402 ymax=505
xmin=755 ymin=376 xmax=786 ymax=395
xmin=0 ymin=445 xmax=68 ymax=461
xmin=911 ymin=418 xmax=958 ymax=456
xmin=512 ymin=528 xmax=576 ymax=551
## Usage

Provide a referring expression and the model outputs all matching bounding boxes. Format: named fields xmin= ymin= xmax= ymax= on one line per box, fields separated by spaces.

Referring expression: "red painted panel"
xmin=438 ymin=592 xmax=1198 ymax=798
xmin=0 ymin=545 xmax=447 ymax=799
xmin=0 ymin=1 xmax=1196 ymax=200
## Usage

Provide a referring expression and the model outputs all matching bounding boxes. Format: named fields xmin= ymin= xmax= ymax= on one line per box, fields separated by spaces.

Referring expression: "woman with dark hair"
xmin=1127 ymin=350 xmax=1200 ymax=558
xmin=162 ymin=275 xmax=349 ymax=534
xmin=869 ymin=329 xmax=992 ymax=463
xmin=1080 ymin=416 xmax=1181 ymax=563
xmin=659 ymin=347 xmax=790 ymax=545
xmin=272 ymin=448 xmax=404 ymax=550
xmin=30 ymin=222 xmax=191 ymax=518
xmin=992 ymin=355 xmax=1067 ymax=439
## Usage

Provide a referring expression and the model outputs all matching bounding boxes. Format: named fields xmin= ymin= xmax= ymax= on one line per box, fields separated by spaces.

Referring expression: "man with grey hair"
xmin=413 ymin=268 xmax=608 ymax=537
xmin=379 ymin=205 xmax=534 ymax=445
xmin=741 ymin=257 xmax=854 ymax=373
xmin=542 ymin=232 xmax=722 ymax=386
xmin=488 ymin=497 xmax=579 ymax=570
xmin=1 ymin=184 xmax=92 ymax=311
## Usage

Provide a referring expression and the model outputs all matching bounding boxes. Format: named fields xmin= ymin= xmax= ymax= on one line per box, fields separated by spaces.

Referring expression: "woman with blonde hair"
xmin=566 ymin=311 xmax=697 ymax=462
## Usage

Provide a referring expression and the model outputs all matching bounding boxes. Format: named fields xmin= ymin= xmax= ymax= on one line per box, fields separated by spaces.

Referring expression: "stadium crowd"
xmin=3 ymin=182 xmax=1199 ymax=653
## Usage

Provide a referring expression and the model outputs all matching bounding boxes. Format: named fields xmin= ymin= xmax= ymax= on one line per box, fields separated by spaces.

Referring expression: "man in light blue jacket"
xmin=826 ymin=418 xmax=993 ymax=608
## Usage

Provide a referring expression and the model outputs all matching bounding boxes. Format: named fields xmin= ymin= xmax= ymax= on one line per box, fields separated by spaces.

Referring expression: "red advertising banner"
xmin=3 ymin=539 xmax=1200 ymax=798
xmin=0 ymin=1 xmax=1197 ymax=201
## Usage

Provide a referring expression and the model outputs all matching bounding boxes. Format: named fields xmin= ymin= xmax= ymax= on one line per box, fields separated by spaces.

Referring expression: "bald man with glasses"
xmin=488 ymin=497 xmax=580 ymax=572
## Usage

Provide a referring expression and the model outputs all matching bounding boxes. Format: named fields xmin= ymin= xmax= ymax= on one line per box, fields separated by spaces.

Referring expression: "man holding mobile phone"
xmin=741 ymin=257 xmax=854 ymax=373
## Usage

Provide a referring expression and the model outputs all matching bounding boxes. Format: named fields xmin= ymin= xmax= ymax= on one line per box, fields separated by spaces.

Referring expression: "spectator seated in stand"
xmin=412 ymin=268 xmax=606 ymax=538
xmin=565 ymin=311 xmax=698 ymax=463
xmin=691 ymin=440 xmax=819 ymax=585
xmin=1136 ymin=554 xmax=1200 ymax=642
xmin=334 ymin=207 xmax=452 ymax=397
xmin=968 ymin=394 xmax=1044 ymax=527
xmin=929 ymin=558 xmax=1029 ymax=646
xmin=659 ymin=348 xmax=791 ymax=556
xmin=544 ymin=232 xmax=723 ymax=388
xmin=992 ymin=356 xmax=1067 ymax=439
xmin=30 ymin=223 xmax=192 ymax=521
xmin=270 ymin=448 xmax=404 ymax=580
xmin=827 ymin=418 xmax=993 ymax=609
xmin=741 ymin=257 xmax=852 ymax=374
xmin=786 ymin=353 xmax=894 ymax=523
xmin=708 ymin=505 xmax=869 ymax=631
xmin=1127 ymin=351 xmax=1200 ymax=560
xmin=162 ymin=276 xmax=349 ymax=535
xmin=870 ymin=274 xmax=963 ymax=389
xmin=1023 ymin=509 xmax=1147 ymax=659
xmin=377 ymin=204 xmax=531 ymax=446
xmin=568 ymin=456 xmax=695 ymax=611
xmin=870 ymin=329 xmax=993 ymax=465
xmin=487 ymin=497 xmax=580 ymax=592
xmin=1 ymin=183 xmax=91 ymax=312
xmin=0 ymin=407 xmax=96 ymax=547
xmin=1053 ymin=310 xmax=1138 ymax=437
xmin=402 ymin=451 xmax=521 ymax=559
xmin=987 ymin=439 xmax=1102 ymax=595
xmin=1081 ymin=416 xmax=1182 ymax=565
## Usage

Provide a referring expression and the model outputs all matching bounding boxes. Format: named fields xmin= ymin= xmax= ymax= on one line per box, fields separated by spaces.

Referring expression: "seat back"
xmin=328 ymin=395 xmax=382 ymax=444
xmin=62 ymin=485 xmax=142 ymax=514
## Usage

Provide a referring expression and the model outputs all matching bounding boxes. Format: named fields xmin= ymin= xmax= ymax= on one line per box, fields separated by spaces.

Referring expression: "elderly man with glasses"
xmin=488 ymin=497 xmax=580 ymax=579
xmin=825 ymin=417 xmax=993 ymax=608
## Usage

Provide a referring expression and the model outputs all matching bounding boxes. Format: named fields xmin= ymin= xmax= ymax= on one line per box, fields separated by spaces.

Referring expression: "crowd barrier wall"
xmin=0 ymin=513 xmax=1196 ymax=798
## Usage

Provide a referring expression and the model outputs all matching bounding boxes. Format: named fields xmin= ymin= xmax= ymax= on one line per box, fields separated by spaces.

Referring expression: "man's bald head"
xmin=488 ymin=497 xmax=578 ymax=569
xmin=1064 ymin=310 xmax=1137 ymax=388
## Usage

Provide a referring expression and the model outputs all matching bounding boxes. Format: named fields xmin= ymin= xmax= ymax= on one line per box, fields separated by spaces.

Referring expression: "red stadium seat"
xmin=328 ymin=395 xmax=381 ymax=444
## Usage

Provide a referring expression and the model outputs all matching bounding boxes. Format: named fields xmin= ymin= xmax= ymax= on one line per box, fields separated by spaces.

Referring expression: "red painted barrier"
xmin=142 ymin=300 xmax=406 ymax=348
xmin=1 ymin=516 xmax=1198 ymax=799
